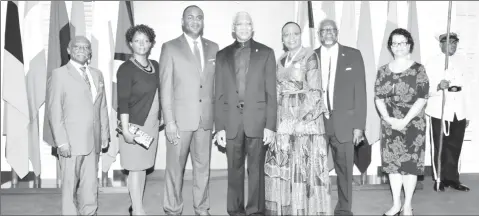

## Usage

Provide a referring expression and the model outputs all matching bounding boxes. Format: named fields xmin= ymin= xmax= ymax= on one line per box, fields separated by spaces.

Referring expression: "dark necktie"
xmin=80 ymin=66 xmax=92 ymax=93
xmin=193 ymin=41 xmax=202 ymax=73
xmin=326 ymin=57 xmax=332 ymax=113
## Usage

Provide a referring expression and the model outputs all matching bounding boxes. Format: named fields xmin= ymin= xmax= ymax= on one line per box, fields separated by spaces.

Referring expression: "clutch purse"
xmin=116 ymin=123 xmax=154 ymax=149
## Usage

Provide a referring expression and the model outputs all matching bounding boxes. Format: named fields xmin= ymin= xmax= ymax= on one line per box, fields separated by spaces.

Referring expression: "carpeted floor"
xmin=1 ymin=174 xmax=478 ymax=215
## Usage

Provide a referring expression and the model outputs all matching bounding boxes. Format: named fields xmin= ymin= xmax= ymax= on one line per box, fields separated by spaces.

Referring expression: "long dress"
xmin=374 ymin=62 xmax=430 ymax=175
xmin=265 ymin=47 xmax=332 ymax=215
xmin=118 ymin=61 xmax=160 ymax=171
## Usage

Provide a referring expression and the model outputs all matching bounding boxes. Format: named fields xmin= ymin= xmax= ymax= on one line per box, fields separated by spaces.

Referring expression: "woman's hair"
xmin=281 ymin=21 xmax=302 ymax=52
xmin=125 ymin=24 xmax=156 ymax=45
xmin=387 ymin=28 xmax=414 ymax=56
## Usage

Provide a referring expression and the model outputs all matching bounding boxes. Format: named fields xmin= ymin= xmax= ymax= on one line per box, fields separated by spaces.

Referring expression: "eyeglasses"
xmin=319 ymin=28 xmax=337 ymax=34
xmin=441 ymin=40 xmax=458 ymax=45
xmin=72 ymin=45 xmax=91 ymax=51
xmin=391 ymin=42 xmax=408 ymax=47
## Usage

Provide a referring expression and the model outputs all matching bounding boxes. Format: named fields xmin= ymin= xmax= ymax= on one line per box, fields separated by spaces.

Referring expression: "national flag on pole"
xmin=103 ymin=1 xmax=134 ymax=172
xmin=338 ymin=1 xmax=356 ymax=48
xmin=91 ymin=1 xmax=119 ymax=172
xmin=355 ymin=1 xmax=376 ymax=173
xmin=23 ymin=1 xmax=47 ymax=176
xmin=112 ymin=1 xmax=134 ymax=111
xmin=43 ymin=1 xmax=71 ymax=147
xmin=377 ymin=1 xmax=398 ymax=68
xmin=2 ymin=1 xmax=30 ymax=178
xmin=297 ymin=1 xmax=315 ymax=48
xmin=407 ymin=1 xmax=421 ymax=63
xmin=70 ymin=1 xmax=86 ymax=37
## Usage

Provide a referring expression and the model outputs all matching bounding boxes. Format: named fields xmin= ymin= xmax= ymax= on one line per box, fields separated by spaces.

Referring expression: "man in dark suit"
xmin=314 ymin=19 xmax=367 ymax=216
xmin=214 ymin=11 xmax=277 ymax=216
xmin=160 ymin=5 xmax=219 ymax=216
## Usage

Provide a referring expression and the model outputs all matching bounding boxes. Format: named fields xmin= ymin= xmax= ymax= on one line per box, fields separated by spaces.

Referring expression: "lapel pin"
xmin=255 ymin=49 xmax=258 ymax=52
xmin=342 ymin=53 xmax=345 ymax=56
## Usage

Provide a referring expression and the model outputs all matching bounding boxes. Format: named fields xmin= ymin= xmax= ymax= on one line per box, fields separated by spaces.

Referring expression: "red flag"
xmin=43 ymin=1 xmax=71 ymax=147
xmin=24 ymin=1 xmax=47 ymax=176
xmin=407 ymin=1 xmax=421 ymax=63
xmin=2 ymin=1 xmax=30 ymax=178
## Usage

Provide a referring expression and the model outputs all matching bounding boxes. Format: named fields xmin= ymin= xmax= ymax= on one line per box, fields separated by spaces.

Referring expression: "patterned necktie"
xmin=80 ymin=66 xmax=92 ymax=92
xmin=193 ymin=41 xmax=202 ymax=72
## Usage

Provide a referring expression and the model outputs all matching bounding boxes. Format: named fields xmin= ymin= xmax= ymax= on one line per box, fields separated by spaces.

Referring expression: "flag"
xmin=70 ymin=1 xmax=86 ymax=37
xmin=321 ymin=1 xmax=336 ymax=22
xmin=112 ymin=1 xmax=134 ymax=111
xmin=2 ymin=1 xmax=30 ymax=178
xmin=338 ymin=1 xmax=356 ymax=48
xmin=377 ymin=1 xmax=398 ymax=68
xmin=297 ymin=1 xmax=315 ymax=48
xmin=103 ymin=1 xmax=134 ymax=172
xmin=23 ymin=1 xmax=47 ymax=176
xmin=43 ymin=1 xmax=71 ymax=147
xmin=91 ymin=1 xmax=119 ymax=172
xmin=355 ymin=1 xmax=377 ymax=173
xmin=407 ymin=1 xmax=421 ymax=63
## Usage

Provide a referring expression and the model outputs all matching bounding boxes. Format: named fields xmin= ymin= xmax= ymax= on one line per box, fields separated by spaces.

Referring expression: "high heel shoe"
xmin=383 ymin=209 xmax=401 ymax=216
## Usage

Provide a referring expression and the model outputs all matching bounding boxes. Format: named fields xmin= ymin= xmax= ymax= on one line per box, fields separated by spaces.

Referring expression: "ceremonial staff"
xmin=436 ymin=0 xmax=453 ymax=192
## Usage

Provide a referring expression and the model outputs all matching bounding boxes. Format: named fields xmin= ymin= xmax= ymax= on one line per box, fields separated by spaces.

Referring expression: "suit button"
xmin=236 ymin=90 xmax=238 ymax=93
xmin=200 ymin=85 xmax=203 ymax=88
xmin=199 ymin=99 xmax=202 ymax=102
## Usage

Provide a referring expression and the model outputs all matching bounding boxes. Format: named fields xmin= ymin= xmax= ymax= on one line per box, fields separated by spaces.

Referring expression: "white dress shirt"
xmin=320 ymin=43 xmax=339 ymax=111
xmin=184 ymin=33 xmax=204 ymax=70
xmin=425 ymin=53 xmax=472 ymax=122
xmin=70 ymin=60 xmax=97 ymax=101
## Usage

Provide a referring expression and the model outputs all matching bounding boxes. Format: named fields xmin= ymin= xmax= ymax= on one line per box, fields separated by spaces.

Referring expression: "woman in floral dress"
xmin=265 ymin=22 xmax=331 ymax=215
xmin=375 ymin=28 xmax=429 ymax=216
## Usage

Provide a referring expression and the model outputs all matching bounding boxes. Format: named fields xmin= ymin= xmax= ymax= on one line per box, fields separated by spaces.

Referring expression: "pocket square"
xmin=345 ymin=67 xmax=352 ymax=71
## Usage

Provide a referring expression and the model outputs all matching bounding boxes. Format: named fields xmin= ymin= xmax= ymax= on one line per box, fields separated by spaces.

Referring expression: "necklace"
xmin=285 ymin=47 xmax=302 ymax=68
xmin=131 ymin=58 xmax=154 ymax=74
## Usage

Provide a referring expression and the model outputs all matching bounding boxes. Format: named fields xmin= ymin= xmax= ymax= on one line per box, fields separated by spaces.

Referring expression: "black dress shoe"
xmin=445 ymin=182 xmax=470 ymax=192
xmin=433 ymin=182 xmax=445 ymax=192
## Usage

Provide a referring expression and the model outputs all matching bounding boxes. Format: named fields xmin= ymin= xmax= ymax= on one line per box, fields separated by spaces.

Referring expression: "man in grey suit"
xmin=159 ymin=5 xmax=219 ymax=216
xmin=45 ymin=36 xmax=110 ymax=215
xmin=314 ymin=19 xmax=367 ymax=216
xmin=214 ymin=11 xmax=277 ymax=216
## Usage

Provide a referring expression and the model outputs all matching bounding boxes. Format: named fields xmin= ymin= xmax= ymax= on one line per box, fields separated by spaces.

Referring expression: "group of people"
xmin=44 ymin=4 xmax=472 ymax=216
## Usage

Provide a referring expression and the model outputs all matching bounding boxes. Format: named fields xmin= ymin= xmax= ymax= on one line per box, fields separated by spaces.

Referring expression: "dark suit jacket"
xmin=315 ymin=44 xmax=367 ymax=143
xmin=214 ymin=39 xmax=277 ymax=139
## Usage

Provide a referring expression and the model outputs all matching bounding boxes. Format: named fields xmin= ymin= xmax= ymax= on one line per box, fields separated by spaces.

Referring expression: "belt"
xmin=237 ymin=101 xmax=244 ymax=109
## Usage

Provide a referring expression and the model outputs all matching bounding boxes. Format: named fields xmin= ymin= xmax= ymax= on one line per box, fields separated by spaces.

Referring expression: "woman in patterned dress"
xmin=375 ymin=28 xmax=429 ymax=216
xmin=265 ymin=22 xmax=331 ymax=215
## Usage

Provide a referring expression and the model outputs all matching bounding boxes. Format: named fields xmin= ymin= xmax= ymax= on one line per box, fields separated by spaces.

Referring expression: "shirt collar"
xmin=69 ymin=60 xmax=88 ymax=71
xmin=234 ymin=39 xmax=251 ymax=49
xmin=321 ymin=42 xmax=339 ymax=55
xmin=184 ymin=33 xmax=202 ymax=46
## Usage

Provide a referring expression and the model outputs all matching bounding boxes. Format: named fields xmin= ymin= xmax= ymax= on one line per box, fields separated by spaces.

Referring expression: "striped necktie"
xmin=193 ymin=41 xmax=202 ymax=73
xmin=80 ymin=66 xmax=92 ymax=92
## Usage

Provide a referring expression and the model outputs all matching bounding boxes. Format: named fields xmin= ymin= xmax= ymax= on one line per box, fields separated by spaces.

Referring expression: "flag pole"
xmin=436 ymin=0 xmax=453 ymax=192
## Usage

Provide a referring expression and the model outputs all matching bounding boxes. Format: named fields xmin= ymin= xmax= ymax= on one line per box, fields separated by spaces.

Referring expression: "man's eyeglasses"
xmin=319 ymin=28 xmax=337 ymax=34
xmin=391 ymin=42 xmax=408 ymax=47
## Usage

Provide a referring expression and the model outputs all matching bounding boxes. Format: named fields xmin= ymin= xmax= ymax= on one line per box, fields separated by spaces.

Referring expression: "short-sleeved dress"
xmin=374 ymin=62 xmax=429 ymax=175
xmin=118 ymin=59 xmax=160 ymax=171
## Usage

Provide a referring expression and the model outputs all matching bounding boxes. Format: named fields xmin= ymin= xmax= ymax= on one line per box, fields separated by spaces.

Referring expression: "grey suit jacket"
xmin=45 ymin=62 xmax=110 ymax=155
xmin=160 ymin=34 xmax=219 ymax=131
xmin=315 ymin=44 xmax=367 ymax=143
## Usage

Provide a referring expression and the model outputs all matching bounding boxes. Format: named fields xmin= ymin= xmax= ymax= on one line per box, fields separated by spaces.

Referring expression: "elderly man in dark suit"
xmin=45 ymin=36 xmax=110 ymax=215
xmin=214 ymin=11 xmax=277 ymax=216
xmin=314 ymin=19 xmax=367 ymax=216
